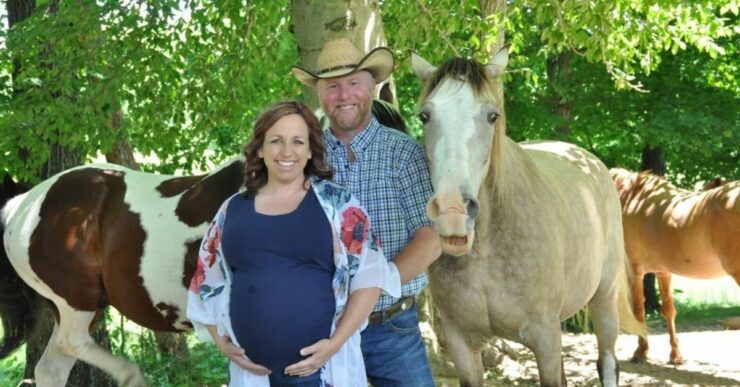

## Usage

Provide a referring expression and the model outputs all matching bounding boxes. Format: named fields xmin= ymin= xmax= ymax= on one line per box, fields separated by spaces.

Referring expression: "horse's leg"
xmin=629 ymin=269 xmax=649 ymax=363
xmin=34 ymin=322 xmax=77 ymax=386
xmin=588 ymin=283 xmax=621 ymax=387
xmin=441 ymin=322 xmax=484 ymax=387
xmin=522 ymin=319 xmax=564 ymax=387
xmin=656 ymin=272 xmax=682 ymax=364
xmin=55 ymin=306 xmax=147 ymax=387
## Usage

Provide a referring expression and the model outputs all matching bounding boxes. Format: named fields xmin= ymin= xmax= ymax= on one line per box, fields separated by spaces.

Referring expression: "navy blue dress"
xmin=221 ymin=188 xmax=336 ymax=373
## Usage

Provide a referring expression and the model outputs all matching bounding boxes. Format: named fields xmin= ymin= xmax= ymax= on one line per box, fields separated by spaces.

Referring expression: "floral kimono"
xmin=186 ymin=178 xmax=401 ymax=386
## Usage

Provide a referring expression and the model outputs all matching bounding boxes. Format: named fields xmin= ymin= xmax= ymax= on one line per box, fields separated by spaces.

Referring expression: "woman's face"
xmin=258 ymin=113 xmax=312 ymax=186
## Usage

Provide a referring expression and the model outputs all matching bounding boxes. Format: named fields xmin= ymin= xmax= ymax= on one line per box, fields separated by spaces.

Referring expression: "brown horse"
xmin=611 ymin=168 xmax=740 ymax=364
xmin=411 ymin=47 xmax=645 ymax=387
xmin=0 ymin=159 xmax=244 ymax=386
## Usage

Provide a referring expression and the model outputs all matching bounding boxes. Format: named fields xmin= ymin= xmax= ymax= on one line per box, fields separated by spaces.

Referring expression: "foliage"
xmin=1 ymin=1 xmax=300 ymax=182
xmin=0 ymin=314 xmax=229 ymax=386
xmin=382 ymin=0 xmax=738 ymax=185
xmin=105 ymin=309 xmax=229 ymax=386
xmin=1 ymin=0 xmax=737 ymax=185
xmin=0 ymin=345 xmax=24 ymax=384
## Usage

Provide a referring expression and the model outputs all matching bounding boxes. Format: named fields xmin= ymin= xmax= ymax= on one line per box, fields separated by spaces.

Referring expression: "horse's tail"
xmin=0 ymin=175 xmax=33 ymax=358
xmin=617 ymin=250 xmax=648 ymax=338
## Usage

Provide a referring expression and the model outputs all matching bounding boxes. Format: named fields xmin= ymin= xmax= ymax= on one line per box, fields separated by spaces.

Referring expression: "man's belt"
xmin=368 ymin=296 xmax=416 ymax=325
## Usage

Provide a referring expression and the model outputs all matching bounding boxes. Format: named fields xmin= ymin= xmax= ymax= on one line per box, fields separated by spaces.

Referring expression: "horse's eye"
xmin=418 ymin=112 xmax=430 ymax=124
xmin=487 ymin=112 xmax=499 ymax=124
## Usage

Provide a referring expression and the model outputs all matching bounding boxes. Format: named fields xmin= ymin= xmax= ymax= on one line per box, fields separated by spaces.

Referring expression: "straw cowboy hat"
xmin=292 ymin=38 xmax=394 ymax=87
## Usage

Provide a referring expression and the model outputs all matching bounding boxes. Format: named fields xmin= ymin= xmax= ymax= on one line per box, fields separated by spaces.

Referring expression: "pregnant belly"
xmin=229 ymin=270 xmax=335 ymax=372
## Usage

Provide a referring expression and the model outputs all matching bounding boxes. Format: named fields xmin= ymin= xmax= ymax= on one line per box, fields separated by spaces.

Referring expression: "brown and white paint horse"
xmin=610 ymin=168 xmax=740 ymax=364
xmin=0 ymin=158 xmax=244 ymax=386
xmin=411 ymin=47 xmax=645 ymax=387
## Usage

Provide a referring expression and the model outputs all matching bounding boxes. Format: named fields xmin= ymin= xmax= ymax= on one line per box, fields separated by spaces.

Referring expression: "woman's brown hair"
xmin=242 ymin=100 xmax=332 ymax=192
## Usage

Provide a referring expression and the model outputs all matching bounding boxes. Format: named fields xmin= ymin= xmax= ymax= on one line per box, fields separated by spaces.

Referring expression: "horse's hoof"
xmin=723 ymin=317 xmax=740 ymax=330
xmin=669 ymin=355 xmax=684 ymax=365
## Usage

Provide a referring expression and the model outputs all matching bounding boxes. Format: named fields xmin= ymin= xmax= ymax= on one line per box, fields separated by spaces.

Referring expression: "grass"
xmin=0 ymin=311 xmax=230 ymax=387
xmin=644 ymin=289 xmax=740 ymax=331
xmin=647 ymin=275 xmax=740 ymax=331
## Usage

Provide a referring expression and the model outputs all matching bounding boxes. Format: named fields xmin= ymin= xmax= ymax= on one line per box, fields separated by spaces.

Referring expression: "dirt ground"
xmin=427 ymin=323 xmax=740 ymax=386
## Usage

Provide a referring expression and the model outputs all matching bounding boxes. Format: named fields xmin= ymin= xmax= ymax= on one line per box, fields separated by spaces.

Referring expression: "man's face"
xmin=317 ymin=71 xmax=375 ymax=137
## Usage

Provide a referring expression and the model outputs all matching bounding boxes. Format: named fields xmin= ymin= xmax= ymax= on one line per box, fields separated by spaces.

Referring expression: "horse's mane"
xmin=613 ymin=168 xmax=699 ymax=209
xmin=635 ymin=170 xmax=695 ymax=195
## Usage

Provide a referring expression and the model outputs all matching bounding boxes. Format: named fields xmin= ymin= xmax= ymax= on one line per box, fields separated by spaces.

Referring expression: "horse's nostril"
xmin=463 ymin=194 xmax=480 ymax=219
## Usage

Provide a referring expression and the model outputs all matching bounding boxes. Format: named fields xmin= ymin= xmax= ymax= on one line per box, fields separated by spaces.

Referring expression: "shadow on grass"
xmin=620 ymin=360 xmax=740 ymax=386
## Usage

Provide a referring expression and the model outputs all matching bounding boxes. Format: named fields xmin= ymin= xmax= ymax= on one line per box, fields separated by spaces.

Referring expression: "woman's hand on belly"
xmin=284 ymin=338 xmax=340 ymax=377
xmin=212 ymin=331 xmax=272 ymax=375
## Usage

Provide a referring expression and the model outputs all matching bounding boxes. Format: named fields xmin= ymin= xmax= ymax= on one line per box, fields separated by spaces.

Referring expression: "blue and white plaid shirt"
xmin=324 ymin=116 xmax=434 ymax=311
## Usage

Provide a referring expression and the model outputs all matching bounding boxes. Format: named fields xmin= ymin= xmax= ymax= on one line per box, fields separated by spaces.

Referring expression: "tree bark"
xmin=291 ymin=0 xmax=396 ymax=110
xmin=640 ymin=146 xmax=665 ymax=314
xmin=7 ymin=0 xmax=36 ymax=28
xmin=546 ymin=51 xmax=573 ymax=137
xmin=8 ymin=1 xmax=114 ymax=385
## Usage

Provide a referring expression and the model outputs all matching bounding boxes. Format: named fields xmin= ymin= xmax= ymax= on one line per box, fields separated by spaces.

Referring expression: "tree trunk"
xmin=546 ymin=51 xmax=573 ymax=137
xmin=7 ymin=0 xmax=36 ymax=28
xmin=105 ymin=111 xmax=139 ymax=168
xmin=291 ymin=0 xmax=396 ymax=110
xmin=8 ymin=0 xmax=115 ymax=385
xmin=640 ymin=146 xmax=665 ymax=314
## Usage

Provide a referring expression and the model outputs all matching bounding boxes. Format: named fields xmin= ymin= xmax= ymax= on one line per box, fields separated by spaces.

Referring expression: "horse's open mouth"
xmin=443 ymin=236 xmax=468 ymax=246
xmin=440 ymin=235 xmax=472 ymax=256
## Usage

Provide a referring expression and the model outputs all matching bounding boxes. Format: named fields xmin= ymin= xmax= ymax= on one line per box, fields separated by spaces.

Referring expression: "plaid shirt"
xmin=324 ymin=116 xmax=434 ymax=311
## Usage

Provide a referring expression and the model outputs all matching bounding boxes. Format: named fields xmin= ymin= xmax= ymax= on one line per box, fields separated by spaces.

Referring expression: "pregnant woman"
xmin=187 ymin=100 xmax=400 ymax=386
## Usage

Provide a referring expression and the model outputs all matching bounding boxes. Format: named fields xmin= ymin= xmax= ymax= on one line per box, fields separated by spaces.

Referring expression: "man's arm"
xmin=392 ymin=226 xmax=441 ymax=284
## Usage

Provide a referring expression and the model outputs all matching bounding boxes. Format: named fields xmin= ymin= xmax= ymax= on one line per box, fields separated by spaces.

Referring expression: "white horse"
xmin=411 ymin=47 xmax=645 ymax=386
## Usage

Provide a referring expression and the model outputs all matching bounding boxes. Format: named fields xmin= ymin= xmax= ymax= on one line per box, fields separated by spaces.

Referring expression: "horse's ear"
xmin=486 ymin=45 xmax=510 ymax=79
xmin=411 ymin=52 xmax=437 ymax=82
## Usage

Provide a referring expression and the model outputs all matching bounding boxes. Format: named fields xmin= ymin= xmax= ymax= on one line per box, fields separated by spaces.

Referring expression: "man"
xmin=292 ymin=38 xmax=441 ymax=386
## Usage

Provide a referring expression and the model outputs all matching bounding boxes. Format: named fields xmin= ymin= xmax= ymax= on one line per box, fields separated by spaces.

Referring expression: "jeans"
xmin=361 ymin=306 xmax=435 ymax=387
xmin=268 ymin=371 xmax=321 ymax=387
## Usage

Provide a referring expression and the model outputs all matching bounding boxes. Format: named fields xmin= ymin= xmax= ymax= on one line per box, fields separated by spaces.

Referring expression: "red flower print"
xmin=341 ymin=207 xmax=368 ymax=255
xmin=189 ymin=258 xmax=206 ymax=292
xmin=205 ymin=226 xmax=221 ymax=267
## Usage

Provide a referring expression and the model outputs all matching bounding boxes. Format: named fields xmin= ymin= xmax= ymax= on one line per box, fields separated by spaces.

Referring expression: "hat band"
xmin=317 ymin=63 xmax=358 ymax=75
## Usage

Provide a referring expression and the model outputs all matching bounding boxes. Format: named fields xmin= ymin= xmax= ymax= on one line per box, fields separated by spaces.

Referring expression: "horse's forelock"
xmin=420 ymin=57 xmax=496 ymax=104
